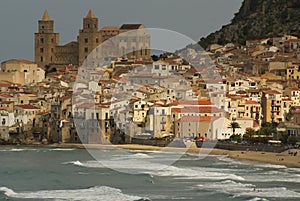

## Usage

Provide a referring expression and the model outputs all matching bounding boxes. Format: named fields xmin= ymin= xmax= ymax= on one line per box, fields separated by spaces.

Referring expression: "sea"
xmin=0 ymin=146 xmax=299 ymax=201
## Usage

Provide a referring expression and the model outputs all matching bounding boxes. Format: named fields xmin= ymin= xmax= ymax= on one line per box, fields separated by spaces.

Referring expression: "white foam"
xmin=113 ymin=153 xmax=153 ymax=159
xmin=254 ymin=163 xmax=287 ymax=169
xmin=247 ymin=197 xmax=269 ymax=201
xmin=65 ymin=159 xmax=245 ymax=181
xmin=198 ymin=180 xmax=254 ymax=194
xmin=148 ymin=166 xmax=245 ymax=181
xmin=198 ymin=181 xmax=300 ymax=199
xmin=0 ymin=186 xmax=149 ymax=201
xmin=0 ymin=148 xmax=37 ymax=152
xmin=50 ymin=148 xmax=76 ymax=151
xmin=236 ymin=187 xmax=300 ymax=198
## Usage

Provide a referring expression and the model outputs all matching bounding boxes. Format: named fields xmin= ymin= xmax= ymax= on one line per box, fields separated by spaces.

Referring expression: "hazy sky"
xmin=0 ymin=0 xmax=242 ymax=62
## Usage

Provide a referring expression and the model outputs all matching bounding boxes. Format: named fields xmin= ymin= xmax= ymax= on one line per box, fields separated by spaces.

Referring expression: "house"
xmin=261 ymin=90 xmax=283 ymax=123
xmin=151 ymin=60 xmax=170 ymax=76
xmin=0 ymin=59 xmax=41 ymax=84
xmin=175 ymin=116 xmax=226 ymax=139
xmin=148 ymin=105 xmax=171 ymax=138
xmin=14 ymin=104 xmax=40 ymax=125
xmin=283 ymin=87 xmax=300 ymax=106
xmin=133 ymin=100 xmax=153 ymax=125
xmin=286 ymin=65 xmax=300 ymax=80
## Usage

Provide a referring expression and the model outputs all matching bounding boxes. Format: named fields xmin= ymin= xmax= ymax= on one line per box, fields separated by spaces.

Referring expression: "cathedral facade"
xmin=34 ymin=10 xmax=150 ymax=68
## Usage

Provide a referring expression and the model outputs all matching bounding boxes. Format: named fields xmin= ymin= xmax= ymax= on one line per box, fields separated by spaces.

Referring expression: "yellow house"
xmin=0 ymin=59 xmax=39 ymax=84
xmin=261 ymin=90 xmax=283 ymax=123
xmin=286 ymin=66 xmax=300 ymax=80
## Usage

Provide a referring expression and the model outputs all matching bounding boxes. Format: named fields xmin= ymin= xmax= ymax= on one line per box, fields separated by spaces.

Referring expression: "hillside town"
xmin=0 ymin=10 xmax=300 ymax=147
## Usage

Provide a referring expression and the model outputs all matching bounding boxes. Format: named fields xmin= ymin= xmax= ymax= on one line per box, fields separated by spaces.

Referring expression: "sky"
xmin=0 ymin=0 xmax=243 ymax=62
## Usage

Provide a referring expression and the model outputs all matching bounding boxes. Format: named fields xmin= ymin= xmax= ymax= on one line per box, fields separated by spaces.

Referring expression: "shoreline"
xmin=1 ymin=143 xmax=300 ymax=168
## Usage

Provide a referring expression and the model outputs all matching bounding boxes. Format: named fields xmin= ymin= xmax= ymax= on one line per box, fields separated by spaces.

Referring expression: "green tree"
xmin=243 ymin=128 xmax=256 ymax=142
xmin=259 ymin=122 xmax=278 ymax=136
xmin=228 ymin=122 xmax=241 ymax=136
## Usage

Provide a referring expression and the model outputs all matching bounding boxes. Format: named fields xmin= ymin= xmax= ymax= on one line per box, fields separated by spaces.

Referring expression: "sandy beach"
xmin=42 ymin=143 xmax=300 ymax=168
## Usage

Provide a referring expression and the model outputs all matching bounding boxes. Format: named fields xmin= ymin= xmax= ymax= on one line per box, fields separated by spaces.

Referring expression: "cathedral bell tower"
xmin=34 ymin=10 xmax=59 ymax=68
xmin=78 ymin=10 xmax=102 ymax=65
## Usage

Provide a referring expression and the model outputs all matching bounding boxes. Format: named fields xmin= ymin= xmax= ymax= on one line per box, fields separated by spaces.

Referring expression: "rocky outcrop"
xmin=198 ymin=0 xmax=300 ymax=48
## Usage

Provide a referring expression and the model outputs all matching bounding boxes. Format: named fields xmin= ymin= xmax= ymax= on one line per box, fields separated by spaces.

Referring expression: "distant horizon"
xmin=0 ymin=0 xmax=243 ymax=62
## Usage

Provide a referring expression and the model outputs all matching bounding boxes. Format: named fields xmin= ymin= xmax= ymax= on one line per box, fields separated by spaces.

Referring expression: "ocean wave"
xmin=245 ymin=175 xmax=300 ymax=183
xmin=246 ymin=197 xmax=269 ymax=201
xmin=197 ymin=179 xmax=254 ymax=194
xmin=147 ymin=166 xmax=245 ymax=181
xmin=65 ymin=159 xmax=245 ymax=181
xmin=235 ymin=187 xmax=300 ymax=198
xmin=0 ymin=186 xmax=150 ymax=201
xmin=0 ymin=148 xmax=37 ymax=152
xmin=112 ymin=153 xmax=154 ymax=159
xmin=198 ymin=180 xmax=300 ymax=199
xmin=50 ymin=148 xmax=76 ymax=151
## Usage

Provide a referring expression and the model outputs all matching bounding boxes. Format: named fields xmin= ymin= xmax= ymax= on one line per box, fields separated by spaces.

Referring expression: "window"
xmin=51 ymin=38 xmax=54 ymax=43
xmin=85 ymin=38 xmax=88 ymax=43
xmin=96 ymin=38 xmax=99 ymax=43
xmin=162 ymin=65 xmax=167 ymax=70
xmin=154 ymin=65 xmax=159 ymax=70
xmin=84 ymin=47 xmax=88 ymax=53
xmin=40 ymin=48 xmax=44 ymax=53
xmin=51 ymin=48 xmax=54 ymax=53
xmin=40 ymin=56 xmax=43 ymax=62
xmin=40 ymin=38 xmax=44 ymax=43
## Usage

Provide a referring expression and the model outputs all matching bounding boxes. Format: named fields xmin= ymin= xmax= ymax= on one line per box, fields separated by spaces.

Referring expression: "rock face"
xmin=198 ymin=0 xmax=300 ymax=48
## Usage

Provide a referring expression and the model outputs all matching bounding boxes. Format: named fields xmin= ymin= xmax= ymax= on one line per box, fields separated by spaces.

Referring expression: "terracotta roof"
xmin=101 ymin=26 xmax=120 ymax=31
xmin=265 ymin=90 xmax=282 ymax=95
xmin=16 ymin=59 xmax=36 ymax=64
xmin=0 ymin=101 xmax=13 ymax=104
xmin=172 ymin=106 xmax=225 ymax=113
xmin=15 ymin=104 xmax=40 ymax=110
xmin=76 ymin=102 xmax=95 ymax=109
xmin=0 ymin=94 xmax=13 ymax=98
xmin=245 ymin=100 xmax=260 ymax=105
xmin=60 ymin=96 xmax=72 ymax=101
xmin=288 ymin=87 xmax=299 ymax=91
xmin=179 ymin=116 xmax=221 ymax=122
xmin=170 ymin=99 xmax=212 ymax=106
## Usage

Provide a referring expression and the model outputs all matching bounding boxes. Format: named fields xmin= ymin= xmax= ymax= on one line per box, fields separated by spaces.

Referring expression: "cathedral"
xmin=34 ymin=10 xmax=150 ymax=68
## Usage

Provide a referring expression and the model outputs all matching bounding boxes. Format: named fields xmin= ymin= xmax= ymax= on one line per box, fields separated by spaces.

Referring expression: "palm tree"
xmin=228 ymin=122 xmax=241 ymax=136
